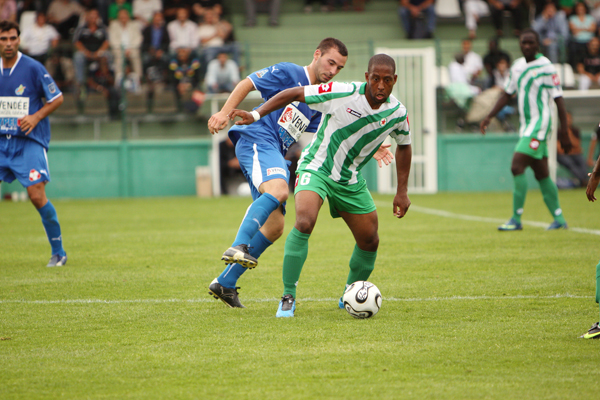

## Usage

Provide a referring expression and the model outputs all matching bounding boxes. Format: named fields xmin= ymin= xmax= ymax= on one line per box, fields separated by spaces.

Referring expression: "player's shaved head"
xmin=0 ymin=20 xmax=20 ymax=36
xmin=368 ymin=54 xmax=395 ymax=74
xmin=317 ymin=37 xmax=348 ymax=57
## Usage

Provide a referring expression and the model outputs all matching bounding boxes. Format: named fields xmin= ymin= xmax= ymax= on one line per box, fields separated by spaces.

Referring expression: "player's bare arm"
xmin=208 ymin=78 xmax=255 ymax=134
xmin=229 ymin=86 xmax=306 ymax=124
xmin=480 ymin=91 xmax=511 ymax=134
xmin=21 ymin=94 xmax=63 ymax=135
xmin=554 ymin=96 xmax=573 ymax=154
xmin=393 ymin=144 xmax=412 ymax=218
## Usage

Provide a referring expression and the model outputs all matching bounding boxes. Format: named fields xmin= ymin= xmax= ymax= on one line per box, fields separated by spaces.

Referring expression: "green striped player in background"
xmin=229 ymin=53 xmax=412 ymax=317
xmin=480 ymin=28 xmax=572 ymax=231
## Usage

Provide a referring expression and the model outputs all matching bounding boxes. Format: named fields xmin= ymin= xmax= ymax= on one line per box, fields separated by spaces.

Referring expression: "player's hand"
xmin=393 ymin=192 xmax=411 ymax=219
xmin=558 ymin=128 xmax=573 ymax=154
xmin=373 ymin=143 xmax=394 ymax=168
xmin=19 ymin=115 xmax=41 ymax=135
xmin=207 ymin=111 xmax=230 ymax=135
xmin=229 ymin=109 xmax=255 ymax=125
xmin=480 ymin=117 xmax=490 ymax=135
xmin=587 ymin=172 xmax=600 ymax=201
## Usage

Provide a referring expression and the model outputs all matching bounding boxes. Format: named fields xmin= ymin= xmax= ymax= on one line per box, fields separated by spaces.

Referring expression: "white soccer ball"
xmin=342 ymin=281 xmax=382 ymax=319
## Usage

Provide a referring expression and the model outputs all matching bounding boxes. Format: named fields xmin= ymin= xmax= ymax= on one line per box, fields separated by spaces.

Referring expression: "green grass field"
xmin=1 ymin=190 xmax=599 ymax=399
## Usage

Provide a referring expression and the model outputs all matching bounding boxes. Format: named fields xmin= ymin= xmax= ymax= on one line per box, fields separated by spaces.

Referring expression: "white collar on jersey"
xmin=302 ymin=66 xmax=311 ymax=85
xmin=0 ymin=51 xmax=22 ymax=76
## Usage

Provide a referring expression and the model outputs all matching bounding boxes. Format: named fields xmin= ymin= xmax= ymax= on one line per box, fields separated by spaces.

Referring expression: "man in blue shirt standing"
xmin=0 ymin=20 xmax=67 ymax=267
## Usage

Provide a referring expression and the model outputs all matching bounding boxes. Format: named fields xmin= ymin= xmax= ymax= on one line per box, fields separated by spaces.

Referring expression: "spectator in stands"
xmin=204 ymin=51 xmax=239 ymax=93
xmin=219 ymin=136 xmax=244 ymax=195
xmin=243 ymin=0 xmax=281 ymax=27
xmin=488 ymin=0 xmax=523 ymax=37
xmin=576 ymin=36 xmax=600 ymax=89
xmin=163 ymin=0 xmax=191 ymax=23
xmin=167 ymin=7 xmax=198 ymax=53
xmin=142 ymin=10 xmax=169 ymax=78
xmin=463 ymin=0 xmax=489 ymax=39
xmin=109 ymin=8 xmax=143 ymax=90
xmin=533 ymin=1 xmax=570 ymax=63
xmin=0 ymin=0 xmax=17 ymax=22
xmin=569 ymin=1 xmax=596 ymax=65
xmin=108 ymin=0 xmax=133 ymax=21
xmin=133 ymin=0 xmax=162 ymax=26
xmin=73 ymin=8 xmax=110 ymax=94
xmin=556 ymin=112 xmax=589 ymax=187
xmin=447 ymin=53 xmax=481 ymax=110
xmin=398 ymin=0 xmax=436 ymax=39
xmin=197 ymin=8 xmax=236 ymax=65
xmin=20 ymin=11 xmax=60 ymax=65
xmin=483 ymin=37 xmax=511 ymax=88
xmin=559 ymin=0 xmax=576 ymax=15
xmin=47 ymin=0 xmax=85 ymax=40
xmin=192 ymin=0 xmax=223 ymax=22
xmin=304 ymin=0 xmax=329 ymax=13
xmin=461 ymin=37 xmax=484 ymax=85
xmin=589 ymin=0 xmax=600 ymax=23
xmin=87 ymin=56 xmax=121 ymax=118
xmin=169 ymin=47 xmax=202 ymax=112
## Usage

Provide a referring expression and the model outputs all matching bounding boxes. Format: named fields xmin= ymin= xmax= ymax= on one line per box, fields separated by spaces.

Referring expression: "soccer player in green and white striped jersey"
xmin=481 ymin=28 xmax=572 ymax=231
xmin=229 ymin=54 xmax=412 ymax=317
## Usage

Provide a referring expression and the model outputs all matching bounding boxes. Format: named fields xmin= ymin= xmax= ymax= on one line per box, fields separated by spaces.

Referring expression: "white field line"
xmin=0 ymin=294 xmax=591 ymax=305
xmin=386 ymin=203 xmax=600 ymax=236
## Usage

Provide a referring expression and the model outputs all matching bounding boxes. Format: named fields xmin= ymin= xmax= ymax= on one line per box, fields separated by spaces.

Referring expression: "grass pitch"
xmin=1 ymin=190 xmax=599 ymax=399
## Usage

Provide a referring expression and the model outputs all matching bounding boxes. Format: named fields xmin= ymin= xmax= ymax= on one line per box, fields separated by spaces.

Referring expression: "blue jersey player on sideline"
xmin=0 ymin=20 xmax=66 ymax=267
xmin=206 ymin=38 xmax=395 ymax=308
xmin=205 ymin=38 xmax=350 ymax=308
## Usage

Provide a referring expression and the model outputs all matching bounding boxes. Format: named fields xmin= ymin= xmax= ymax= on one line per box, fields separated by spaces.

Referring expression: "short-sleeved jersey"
xmin=228 ymin=62 xmax=321 ymax=154
xmin=299 ymin=81 xmax=411 ymax=185
xmin=504 ymin=54 xmax=562 ymax=141
xmin=0 ymin=52 xmax=62 ymax=150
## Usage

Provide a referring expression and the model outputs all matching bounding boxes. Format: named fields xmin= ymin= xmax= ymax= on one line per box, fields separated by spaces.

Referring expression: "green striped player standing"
xmin=481 ymin=28 xmax=573 ymax=231
xmin=228 ymin=54 xmax=412 ymax=317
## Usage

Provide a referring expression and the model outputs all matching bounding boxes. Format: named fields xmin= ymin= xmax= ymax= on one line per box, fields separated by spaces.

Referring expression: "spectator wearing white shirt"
xmin=167 ymin=7 xmax=198 ymax=53
xmin=109 ymin=8 xmax=143 ymax=89
xmin=21 ymin=12 xmax=60 ymax=65
xmin=204 ymin=52 xmax=239 ymax=93
xmin=461 ymin=38 xmax=483 ymax=84
xmin=197 ymin=8 xmax=238 ymax=66
xmin=133 ymin=0 xmax=162 ymax=26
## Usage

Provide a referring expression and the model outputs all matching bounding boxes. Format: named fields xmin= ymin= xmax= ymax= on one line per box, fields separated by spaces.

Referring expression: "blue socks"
xmin=37 ymin=201 xmax=65 ymax=257
xmin=232 ymin=193 xmax=280 ymax=247
xmin=219 ymin=231 xmax=273 ymax=288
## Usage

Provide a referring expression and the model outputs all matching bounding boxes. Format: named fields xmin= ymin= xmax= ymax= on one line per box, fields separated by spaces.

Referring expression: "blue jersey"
xmin=0 ymin=52 xmax=62 ymax=150
xmin=228 ymin=62 xmax=322 ymax=155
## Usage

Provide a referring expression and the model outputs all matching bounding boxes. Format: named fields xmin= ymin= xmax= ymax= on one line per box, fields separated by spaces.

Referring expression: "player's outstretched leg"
xmin=498 ymin=173 xmax=526 ymax=231
xmin=208 ymin=278 xmax=245 ymax=308
xmin=37 ymin=201 xmax=67 ymax=267
xmin=539 ymin=177 xmax=568 ymax=230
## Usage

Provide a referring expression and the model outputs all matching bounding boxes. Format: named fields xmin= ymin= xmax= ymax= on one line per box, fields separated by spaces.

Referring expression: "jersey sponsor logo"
xmin=266 ymin=167 xmax=287 ymax=177
xmin=552 ymin=74 xmax=560 ymax=87
xmin=529 ymin=138 xmax=540 ymax=150
xmin=29 ymin=169 xmax=41 ymax=182
xmin=15 ymin=85 xmax=25 ymax=95
xmin=318 ymin=82 xmax=333 ymax=93
xmin=255 ymin=69 xmax=268 ymax=78
xmin=277 ymin=103 xmax=310 ymax=148
xmin=48 ymin=83 xmax=56 ymax=94
xmin=0 ymin=97 xmax=30 ymax=118
xmin=346 ymin=108 xmax=361 ymax=118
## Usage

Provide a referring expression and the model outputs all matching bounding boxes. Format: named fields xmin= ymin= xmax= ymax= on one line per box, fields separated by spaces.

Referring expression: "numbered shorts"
xmin=294 ymin=169 xmax=376 ymax=218
xmin=235 ymin=137 xmax=288 ymax=213
xmin=514 ymin=136 xmax=548 ymax=160
xmin=0 ymin=135 xmax=50 ymax=187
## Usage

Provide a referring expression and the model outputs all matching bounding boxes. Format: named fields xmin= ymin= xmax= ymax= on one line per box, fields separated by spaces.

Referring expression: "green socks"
xmin=538 ymin=177 xmax=566 ymax=224
xmin=282 ymin=227 xmax=310 ymax=298
xmin=512 ymin=173 xmax=528 ymax=223
xmin=346 ymin=245 xmax=377 ymax=285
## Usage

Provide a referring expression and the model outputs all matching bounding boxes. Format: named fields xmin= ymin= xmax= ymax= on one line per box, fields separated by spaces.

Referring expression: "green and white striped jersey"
xmin=298 ymin=81 xmax=411 ymax=185
xmin=504 ymin=54 xmax=562 ymax=140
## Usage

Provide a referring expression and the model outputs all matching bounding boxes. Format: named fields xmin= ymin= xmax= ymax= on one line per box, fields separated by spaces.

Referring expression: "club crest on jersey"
xmin=346 ymin=108 xmax=361 ymax=118
xmin=255 ymin=69 xmax=268 ymax=78
xmin=529 ymin=138 xmax=540 ymax=150
xmin=552 ymin=74 xmax=560 ymax=87
xmin=29 ymin=169 xmax=41 ymax=181
xmin=15 ymin=85 xmax=25 ymax=95
xmin=267 ymin=167 xmax=287 ymax=177
xmin=48 ymin=83 xmax=56 ymax=94
xmin=318 ymin=82 xmax=333 ymax=93
xmin=380 ymin=118 xmax=387 ymax=127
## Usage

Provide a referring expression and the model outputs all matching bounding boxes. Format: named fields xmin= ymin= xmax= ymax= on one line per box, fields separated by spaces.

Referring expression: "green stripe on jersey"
xmin=305 ymin=83 xmax=357 ymax=104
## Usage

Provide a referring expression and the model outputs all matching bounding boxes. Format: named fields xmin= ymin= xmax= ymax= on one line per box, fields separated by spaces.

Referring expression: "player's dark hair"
xmin=368 ymin=54 xmax=396 ymax=74
xmin=0 ymin=20 xmax=20 ymax=36
xmin=520 ymin=28 xmax=540 ymax=45
xmin=317 ymin=37 xmax=348 ymax=57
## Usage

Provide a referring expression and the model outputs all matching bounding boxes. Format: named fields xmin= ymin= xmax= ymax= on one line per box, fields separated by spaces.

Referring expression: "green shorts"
xmin=514 ymin=136 xmax=548 ymax=160
xmin=294 ymin=170 xmax=376 ymax=218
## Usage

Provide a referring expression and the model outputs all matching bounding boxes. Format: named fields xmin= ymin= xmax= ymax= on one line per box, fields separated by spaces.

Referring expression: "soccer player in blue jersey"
xmin=0 ymin=20 xmax=66 ymax=267
xmin=205 ymin=38 xmax=350 ymax=308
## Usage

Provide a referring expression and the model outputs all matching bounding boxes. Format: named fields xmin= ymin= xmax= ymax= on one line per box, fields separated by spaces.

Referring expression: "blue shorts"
xmin=0 ymin=135 xmax=50 ymax=187
xmin=235 ymin=137 xmax=288 ymax=213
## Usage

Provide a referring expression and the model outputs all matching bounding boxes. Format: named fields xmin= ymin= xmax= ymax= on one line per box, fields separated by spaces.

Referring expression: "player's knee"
xmin=294 ymin=216 xmax=316 ymax=235
xmin=358 ymin=234 xmax=379 ymax=252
